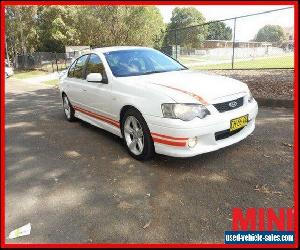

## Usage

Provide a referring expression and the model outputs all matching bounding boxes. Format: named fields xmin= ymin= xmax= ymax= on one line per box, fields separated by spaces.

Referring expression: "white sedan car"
xmin=59 ymin=46 xmax=258 ymax=160
xmin=5 ymin=63 xmax=14 ymax=78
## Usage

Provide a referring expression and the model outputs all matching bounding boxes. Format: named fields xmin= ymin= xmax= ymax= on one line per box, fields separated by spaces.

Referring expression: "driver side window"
xmin=85 ymin=54 xmax=108 ymax=83
xmin=73 ymin=55 xmax=89 ymax=79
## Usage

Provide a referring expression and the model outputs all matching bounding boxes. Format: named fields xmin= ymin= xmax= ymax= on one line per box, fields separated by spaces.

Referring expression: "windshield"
xmin=104 ymin=49 xmax=187 ymax=77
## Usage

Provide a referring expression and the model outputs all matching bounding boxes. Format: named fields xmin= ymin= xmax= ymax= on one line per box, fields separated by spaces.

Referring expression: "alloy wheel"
xmin=63 ymin=96 xmax=71 ymax=119
xmin=124 ymin=116 xmax=144 ymax=155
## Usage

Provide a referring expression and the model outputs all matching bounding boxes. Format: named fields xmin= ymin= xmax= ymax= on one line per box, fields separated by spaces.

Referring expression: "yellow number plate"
xmin=230 ymin=115 xmax=249 ymax=132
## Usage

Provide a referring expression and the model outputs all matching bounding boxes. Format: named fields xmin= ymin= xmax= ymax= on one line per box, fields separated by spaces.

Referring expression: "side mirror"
xmin=86 ymin=73 xmax=103 ymax=83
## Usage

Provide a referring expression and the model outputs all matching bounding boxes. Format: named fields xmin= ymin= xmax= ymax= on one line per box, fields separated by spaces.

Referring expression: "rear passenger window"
xmin=85 ymin=54 xmax=108 ymax=82
xmin=73 ymin=55 xmax=89 ymax=79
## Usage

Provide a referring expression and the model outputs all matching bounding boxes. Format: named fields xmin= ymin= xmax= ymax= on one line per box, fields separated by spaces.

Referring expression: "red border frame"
xmin=0 ymin=1 xmax=298 ymax=248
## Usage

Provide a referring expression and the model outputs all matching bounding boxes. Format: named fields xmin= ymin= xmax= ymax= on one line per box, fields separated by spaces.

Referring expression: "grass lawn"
xmin=13 ymin=70 xmax=48 ymax=79
xmin=190 ymin=55 xmax=294 ymax=70
xmin=179 ymin=56 xmax=228 ymax=64
xmin=42 ymin=79 xmax=59 ymax=86
xmin=41 ymin=63 xmax=68 ymax=72
xmin=179 ymin=57 xmax=206 ymax=64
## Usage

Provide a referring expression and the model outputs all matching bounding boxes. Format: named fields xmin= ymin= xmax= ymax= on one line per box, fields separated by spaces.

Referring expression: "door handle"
xmin=82 ymin=89 xmax=87 ymax=92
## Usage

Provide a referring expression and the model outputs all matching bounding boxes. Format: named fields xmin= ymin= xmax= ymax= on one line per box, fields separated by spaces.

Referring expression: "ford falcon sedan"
xmin=59 ymin=46 xmax=258 ymax=160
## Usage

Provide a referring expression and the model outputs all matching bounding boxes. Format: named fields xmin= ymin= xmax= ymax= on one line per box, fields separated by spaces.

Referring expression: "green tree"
xmin=37 ymin=6 xmax=79 ymax=52
xmin=168 ymin=7 xmax=206 ymax=29
xmin=75 ymin=6 xmax=164 ymax=48
xmin=5 ymin=6 xmax=38 ymax=57
xmin=206 ymin=21 xmax=232 ymax=40
xmin=6 ymin=6 xmax=165 ymax=55
xmin=254 ymin=25 xmax=285 ymax=43
xmin=73 ymin=7 xmax=102 ymax=47
xmin=163 ymin=7 xmax=207 ymax=48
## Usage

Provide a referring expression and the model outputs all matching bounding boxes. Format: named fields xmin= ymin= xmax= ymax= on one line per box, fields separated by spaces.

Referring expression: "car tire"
xmin=62 ymin=94 xmax=76 ymax=122
xmin=121 ymin=108 xmax=155 ymax=161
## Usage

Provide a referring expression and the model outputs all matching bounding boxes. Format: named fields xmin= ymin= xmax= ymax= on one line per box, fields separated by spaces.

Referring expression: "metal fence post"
xmin=231 ymin=18 xmax=237 ymax=70
xmin=55 ymin=52 xmax=58 ymax=72
xmin=51 ymin=53 xmax=54 ymax=72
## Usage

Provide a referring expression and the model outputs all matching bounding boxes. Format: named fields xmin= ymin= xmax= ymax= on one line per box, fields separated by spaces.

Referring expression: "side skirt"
xmin=74 ymin=110 xmax=122 ymax=138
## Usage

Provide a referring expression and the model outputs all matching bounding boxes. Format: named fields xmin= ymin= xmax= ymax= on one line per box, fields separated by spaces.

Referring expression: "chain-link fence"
xmin=161 ymin=7 xmax=294 ymax=70
xmin=13 ymin=50 xmax=90 ymax=72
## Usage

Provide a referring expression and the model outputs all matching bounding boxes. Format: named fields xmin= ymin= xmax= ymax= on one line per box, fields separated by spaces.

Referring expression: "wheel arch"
xmin=61 ymin=91 xmax=67 ymax=98
xmin=119 ymin=105 xmax=143 ymax=124
xmin=119 ymin=104 xmax=155 ymax=160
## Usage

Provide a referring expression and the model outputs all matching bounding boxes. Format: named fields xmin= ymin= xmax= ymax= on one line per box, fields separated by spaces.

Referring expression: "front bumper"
xmin=144 ymin=100 xmax=258 ymax=157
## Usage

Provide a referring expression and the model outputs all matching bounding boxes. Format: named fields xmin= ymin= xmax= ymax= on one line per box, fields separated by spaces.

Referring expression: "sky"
xmin=157 ymin=5 xmax=294 ymax=41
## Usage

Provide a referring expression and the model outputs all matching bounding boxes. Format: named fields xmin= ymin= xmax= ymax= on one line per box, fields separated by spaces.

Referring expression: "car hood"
xmin=120 ymin=70 xmax=249 ymax=104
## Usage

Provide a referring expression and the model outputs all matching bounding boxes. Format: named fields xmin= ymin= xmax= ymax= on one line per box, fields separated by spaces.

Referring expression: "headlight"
xmin=248 ymin=91 xmax=254 ymax=103
xmin=161 ymin=103 xmax=210 ymax=121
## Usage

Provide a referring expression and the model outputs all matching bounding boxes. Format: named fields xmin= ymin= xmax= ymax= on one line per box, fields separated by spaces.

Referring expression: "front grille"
xmin=215 ymin=127 xmax=244 ymax=141
xmin=213 ymin=97 xmax=244 ymax=113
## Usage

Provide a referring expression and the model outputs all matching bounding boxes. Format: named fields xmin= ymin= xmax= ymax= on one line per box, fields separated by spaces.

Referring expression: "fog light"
xmin=188 ymin=137 xmax=197 ymax=148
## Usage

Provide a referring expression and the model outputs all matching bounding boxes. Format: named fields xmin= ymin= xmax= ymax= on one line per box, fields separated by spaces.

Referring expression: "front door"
xmin=80 ymin=53 xmax=112 ymax=119
xmin=64 ymin=54 xmax=89 ymax=106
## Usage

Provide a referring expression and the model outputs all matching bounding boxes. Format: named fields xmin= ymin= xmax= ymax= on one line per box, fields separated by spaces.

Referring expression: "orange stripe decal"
xmin=151 ymin=132 xmax=188 ymax=141
xmin=153 ymin=137 xmax=187 ymax=147
xmin=153 ymin=83 xmax=208 ymax=105
xmin=73 ymin=105 xmax=120 ymax=128
xmin=74 ymin=106 xmax=118 ymax=124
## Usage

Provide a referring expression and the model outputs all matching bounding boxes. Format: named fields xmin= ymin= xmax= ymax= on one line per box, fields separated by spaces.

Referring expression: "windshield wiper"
xmin=142 ymin=70 xmax=169 ymax=75
xmin=128 ymin=69 xmax=186 ymax=76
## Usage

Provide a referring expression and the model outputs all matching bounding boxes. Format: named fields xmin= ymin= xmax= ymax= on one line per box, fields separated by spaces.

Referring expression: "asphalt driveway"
xmin=5 ymin=78 xmax=294 ymax=243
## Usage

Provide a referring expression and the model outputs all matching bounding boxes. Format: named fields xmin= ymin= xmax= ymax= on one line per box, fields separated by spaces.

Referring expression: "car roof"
xmin=91 ymin=46 xmax=154 ymax=54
